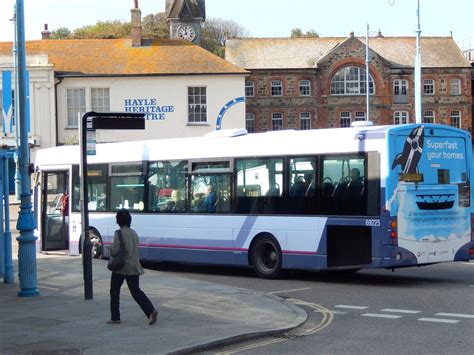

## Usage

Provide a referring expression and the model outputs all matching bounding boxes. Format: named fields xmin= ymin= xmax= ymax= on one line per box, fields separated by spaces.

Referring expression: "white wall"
xmin=0 ymin=55 xmax=56 ymax=161
xmin=56 ymin=74 xmax=246 ymax=144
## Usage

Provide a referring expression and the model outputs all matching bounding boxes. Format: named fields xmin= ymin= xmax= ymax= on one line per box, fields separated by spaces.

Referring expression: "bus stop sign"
xmin=80 ymin=111 xmax=145 ymax=300
xmin=91 ymin=114 xmax=145 ymax=130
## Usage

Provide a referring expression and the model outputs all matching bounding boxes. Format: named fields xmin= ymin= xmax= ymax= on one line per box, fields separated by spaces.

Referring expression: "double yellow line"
xmin=287 ymin=298 xmax=334 ymax=336
xmin=215 ymin=298 xmax=334 ymax=354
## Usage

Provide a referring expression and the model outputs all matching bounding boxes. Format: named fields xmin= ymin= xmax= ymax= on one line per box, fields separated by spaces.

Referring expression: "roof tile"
xmin=225 ymin=36 xmax=470 ymax=69
xmin=0 ymin=38 xmax=247 ymax=76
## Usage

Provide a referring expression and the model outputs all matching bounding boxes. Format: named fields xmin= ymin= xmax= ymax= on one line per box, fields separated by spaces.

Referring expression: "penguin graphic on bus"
xmin=392 ymin=125 xmax=424 ymax=174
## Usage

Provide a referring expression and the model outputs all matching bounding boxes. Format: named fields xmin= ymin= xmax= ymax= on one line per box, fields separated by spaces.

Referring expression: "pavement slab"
xmin=0 ymin=255 xmax=306 ymax=354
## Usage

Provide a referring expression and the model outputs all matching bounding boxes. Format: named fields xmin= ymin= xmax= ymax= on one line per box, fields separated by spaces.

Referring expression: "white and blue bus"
xmin=34 ymin=124 xmax=474 ymax=278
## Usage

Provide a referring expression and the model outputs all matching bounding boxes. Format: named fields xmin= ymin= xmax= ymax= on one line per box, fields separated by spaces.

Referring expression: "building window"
xmin=67 ymin=88 xmax=86 ymax=127
xmin=91 ymin=88 xmax=110 ymax=112
xmin=355 ymin=111 xmax=366 ymax=121
xmin=246 ymin=112 xmax=255 ymax=133
xmin=300 ymin=112 xmax=311 ymax=130
xmin=188 ymin=86 xmax=207 ymax=123
xmin=423 ymin=110 xmax=435 ymax=124
xmin=271 ymin=112 xmax=283 ymax=130
xmin=394 ymin=111 xmax=409 ymax=125
xmin=271 ymin=80 xmax=283 ymax=96
xmin=340 ymin=111 xmax=351 ymax=128
xmin=423 ymin=79 xmax=435 ymax=95
xmin=450 ymin=110 xmax=461 ymax=128
xmin=393 ymin=79 xmax=408 ymax=103
xmin=245 ymin=81 xmax=254 ymax=97
xmin=450 ymin=79 xmax=461 ymax=96
xmin=299 ymin=80 xmax=311 ymax=96
xmin=331 ymin=66 xmax=374 ymax=95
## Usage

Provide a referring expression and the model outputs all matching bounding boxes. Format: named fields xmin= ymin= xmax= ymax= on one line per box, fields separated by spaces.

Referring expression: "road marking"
xmin=268 ymin=287 xmax=312 ymax=294
xmin=418 ymin=318 xmax=459 ymax=324
xmin=217 ymin=299 xmax=333 ymax=354
xmin=287 ymin=299 xmax=334 ymax=336
xmin=335 ymin=305 xmax=368 ymax=310
xmin=381 ymin=308 xmax=420 ymax=314
xmin=315 ymin=310 xmax=347 ymax=315
xmin=435 ymin=312 xmax=474 ymax=319
xmin=362 ymin=313 xmax=402 ymax=319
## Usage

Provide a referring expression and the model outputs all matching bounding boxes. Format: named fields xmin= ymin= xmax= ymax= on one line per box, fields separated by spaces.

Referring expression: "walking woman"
xmin=108 ymin=209 xmax=158 ymax=325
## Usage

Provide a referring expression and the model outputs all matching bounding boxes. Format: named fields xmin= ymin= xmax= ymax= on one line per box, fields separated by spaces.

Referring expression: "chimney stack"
xmin=41 ymin=24 xmax=51 ymax=40
xmin=131 ymin=0 xmax=142 ymax=47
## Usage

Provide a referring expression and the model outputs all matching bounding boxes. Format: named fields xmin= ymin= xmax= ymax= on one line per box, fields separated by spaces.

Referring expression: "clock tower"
xmin=166 ymin=0 xmax=206 ymax=45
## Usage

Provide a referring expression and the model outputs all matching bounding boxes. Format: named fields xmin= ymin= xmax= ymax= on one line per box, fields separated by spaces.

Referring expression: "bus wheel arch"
xmin=79 ymin=228 xmax=103 ymax=260
xmin=249 ymin=233 xmax=283 ymax=279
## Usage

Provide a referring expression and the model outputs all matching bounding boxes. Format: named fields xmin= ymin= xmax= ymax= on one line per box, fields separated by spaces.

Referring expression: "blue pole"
xmin=3 ymin=155 xmax=14 ymax=284
xmin=12 ymin=4 xmax=21 ymax=201
xmin=15 ymin=0 xmax=39 ymax=297
xmin=0 ymin=158 xmax=4 ymax=279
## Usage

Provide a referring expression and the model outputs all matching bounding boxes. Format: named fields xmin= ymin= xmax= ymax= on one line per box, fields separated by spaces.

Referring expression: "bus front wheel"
xmin=251 ymin=235 xmax=282 ymax=279
xmin=89 ymin=229 xmax=103 ymax=259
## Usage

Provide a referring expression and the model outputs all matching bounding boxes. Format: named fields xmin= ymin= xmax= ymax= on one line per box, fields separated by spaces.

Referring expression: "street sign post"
xmin=80 ymin=112 xmax=145 ymax=300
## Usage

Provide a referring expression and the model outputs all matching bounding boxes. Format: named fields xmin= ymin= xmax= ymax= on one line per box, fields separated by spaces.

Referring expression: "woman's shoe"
xmin=107 ymin=319 xmax=121 ymax=324
xmin=149 ymin=309 xmax=158 ymax=325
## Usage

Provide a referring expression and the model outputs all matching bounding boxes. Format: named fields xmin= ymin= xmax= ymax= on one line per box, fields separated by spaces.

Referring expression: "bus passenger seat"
xmin=290 ymin=179 xmax=307 ymax=197
xmin=266 ymin=186 xmax=280 ymax=196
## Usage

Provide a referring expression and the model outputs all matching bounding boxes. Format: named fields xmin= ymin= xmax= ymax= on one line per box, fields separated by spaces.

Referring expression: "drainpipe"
xmin=54 ymin=77 xmax=63 ymax=146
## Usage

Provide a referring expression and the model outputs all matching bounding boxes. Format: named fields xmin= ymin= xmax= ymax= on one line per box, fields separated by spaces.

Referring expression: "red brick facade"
xmin=241 ymin=37 xmax=473 ymax=133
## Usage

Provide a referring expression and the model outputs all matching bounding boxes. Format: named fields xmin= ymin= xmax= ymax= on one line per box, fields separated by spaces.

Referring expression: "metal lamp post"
xmin=15 ymin=0 xmax=39 ymax=297
xmin=11 ymin=5 xmax=21 ymax=201
xmin=388 ymin=0 xmax=422 ymax=124
xmin=414 ymin=0 xmax=422 ymax=124
xmin=365 ymin=24 xmax=371 ymax=122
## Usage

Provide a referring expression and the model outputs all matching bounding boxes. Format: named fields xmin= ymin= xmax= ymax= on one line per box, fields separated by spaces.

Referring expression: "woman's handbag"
xmin=107 ymin=230 xmax=125 ymax=272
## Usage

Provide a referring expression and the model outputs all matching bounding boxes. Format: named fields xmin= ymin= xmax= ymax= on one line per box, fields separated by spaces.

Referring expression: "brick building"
xmin=226 ymin=33 xmax=473 ymax=133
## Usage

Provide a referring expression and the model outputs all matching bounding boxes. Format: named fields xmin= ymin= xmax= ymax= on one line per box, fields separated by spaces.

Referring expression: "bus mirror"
xmin=33 ymin=171 xmax=41 ymax=187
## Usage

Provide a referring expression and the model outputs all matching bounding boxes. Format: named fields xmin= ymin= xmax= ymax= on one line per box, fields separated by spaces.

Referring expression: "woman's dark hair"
xmin=116 ymin=208 xmax=132 ymax=227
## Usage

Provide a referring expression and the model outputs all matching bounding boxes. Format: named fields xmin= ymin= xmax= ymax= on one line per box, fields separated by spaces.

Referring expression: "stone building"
xmin=226 ymin=33 xmax=473 ymax=133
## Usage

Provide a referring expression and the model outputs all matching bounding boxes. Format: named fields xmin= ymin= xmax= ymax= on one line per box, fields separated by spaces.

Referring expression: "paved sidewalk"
xmin=0 ymin=254 xmax=306 ymax=354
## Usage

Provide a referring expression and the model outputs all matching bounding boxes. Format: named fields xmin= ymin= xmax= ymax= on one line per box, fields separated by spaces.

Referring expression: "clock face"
xmin=177 ymin=25 xmax=196 ymax=41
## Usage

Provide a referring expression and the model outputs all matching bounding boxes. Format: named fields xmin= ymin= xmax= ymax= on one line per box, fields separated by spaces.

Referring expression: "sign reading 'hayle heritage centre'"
xmin=124 ymin=98 xmax=175 ymax=120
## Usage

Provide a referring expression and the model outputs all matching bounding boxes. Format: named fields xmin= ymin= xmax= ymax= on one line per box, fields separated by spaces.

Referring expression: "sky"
xmin=0 ymin=0 xmax=473 ymax=49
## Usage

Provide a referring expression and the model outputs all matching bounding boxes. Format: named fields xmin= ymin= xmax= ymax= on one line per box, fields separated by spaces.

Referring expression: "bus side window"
xmin=289 ymin=157 xmax=317 ymax=214
xmin=322 ymin=156 xmax=366 ymax=215
xmin=190 ymin=174 xmax=231 ymax=213
xmin=236 ymin=158 xmax=283 ymax=214
xmin=147 ymin=160 xmax=187 ymax=213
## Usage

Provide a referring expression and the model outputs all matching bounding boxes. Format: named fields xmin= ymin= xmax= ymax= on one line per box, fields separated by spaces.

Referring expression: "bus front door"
xmin=41 ymin=171 xmax=69 ymax=251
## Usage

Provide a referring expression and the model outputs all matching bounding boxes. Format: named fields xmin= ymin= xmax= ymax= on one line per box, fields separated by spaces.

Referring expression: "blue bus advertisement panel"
xmin=387 ymin=124 xmax=473 ymax=264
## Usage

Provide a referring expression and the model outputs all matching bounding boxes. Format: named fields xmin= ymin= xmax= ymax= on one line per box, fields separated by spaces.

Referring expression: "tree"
xmin=290 ymin=28 xmax=320 ymax=38
xmin=71 ymin=21 xmax=131 ymax=39
xmin=47 ymin=15 xmax=249 ymax=58
xmin=142 ymin=12 xmax=170 ymax=39
xmin=201 ymin=18 xmax=249 ymax=58
xmin=51 ymin=27 xmax=72 ymax=40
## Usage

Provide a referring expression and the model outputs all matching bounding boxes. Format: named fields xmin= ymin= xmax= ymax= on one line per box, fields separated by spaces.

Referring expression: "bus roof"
xmin=35 ymin=124 xmax=470 ymax=166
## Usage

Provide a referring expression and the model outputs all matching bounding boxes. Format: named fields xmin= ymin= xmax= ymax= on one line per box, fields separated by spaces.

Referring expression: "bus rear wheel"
xmin=251 ymin=235 xmax=282 ymax=279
